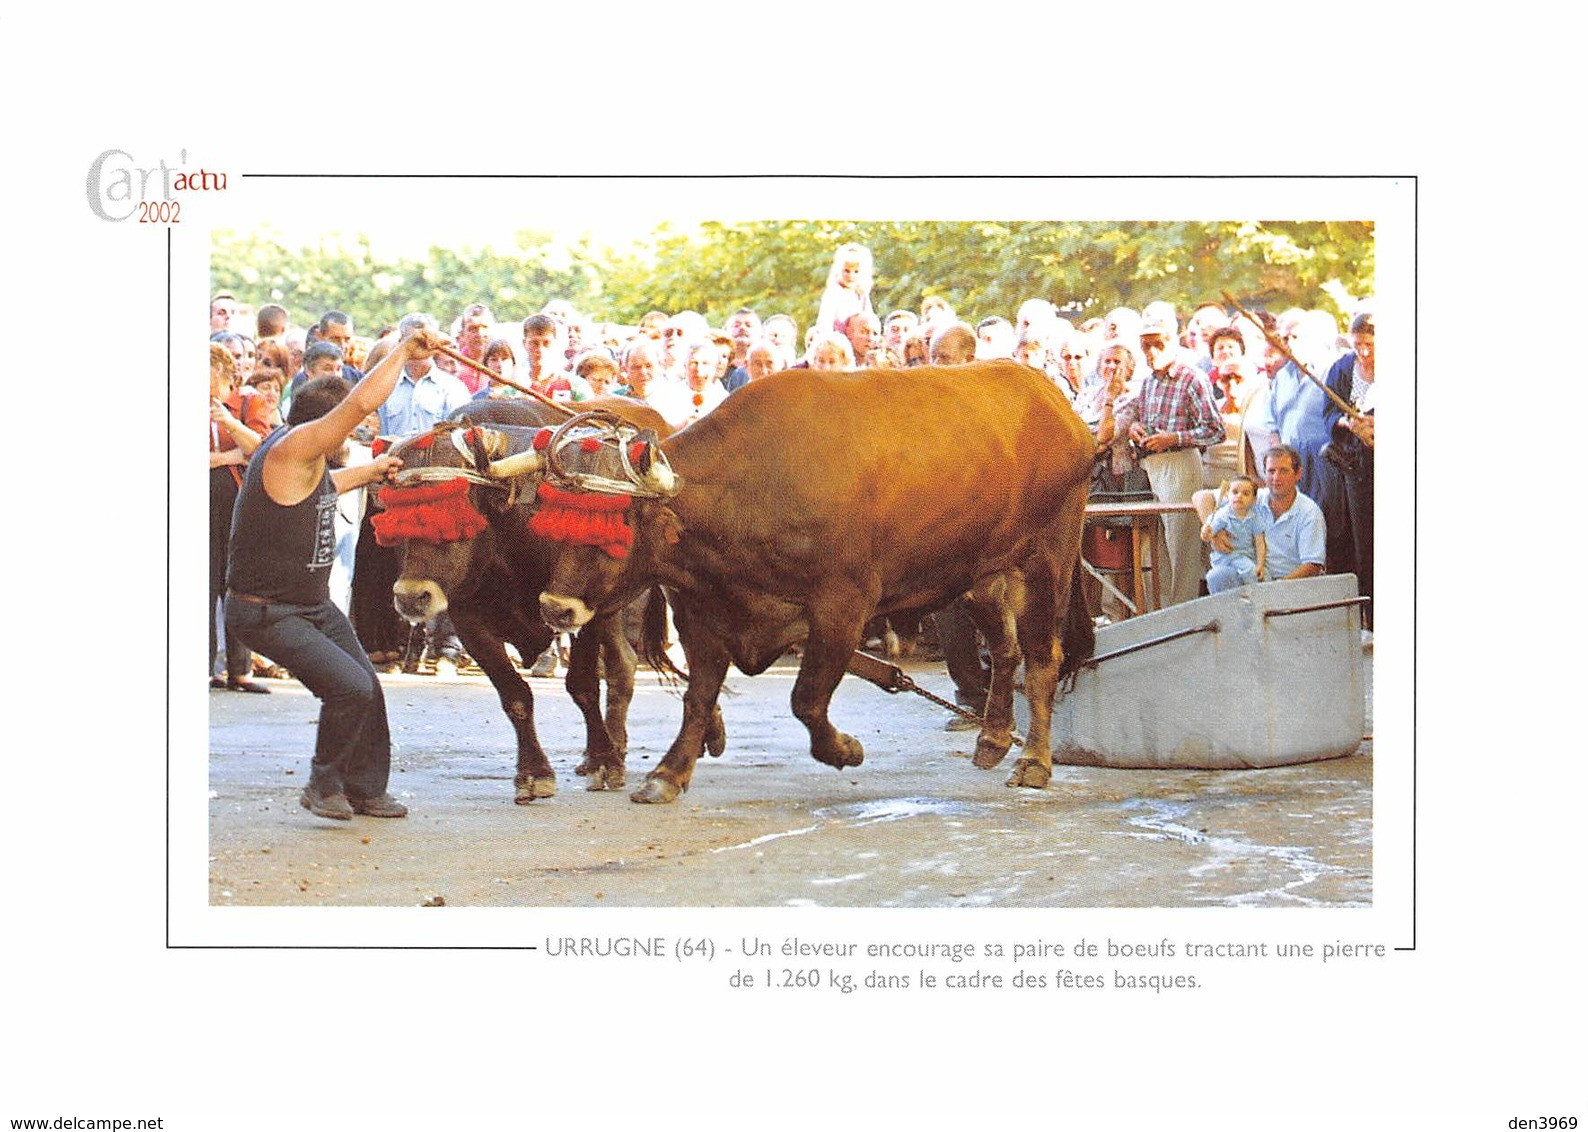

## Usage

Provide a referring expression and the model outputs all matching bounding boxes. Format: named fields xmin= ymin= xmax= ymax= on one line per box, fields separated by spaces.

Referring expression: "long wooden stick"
xmin=430 ymin=341 xmax=580 ymax=418
xmin=1220 ymin=290 xmax=1363 ymax=420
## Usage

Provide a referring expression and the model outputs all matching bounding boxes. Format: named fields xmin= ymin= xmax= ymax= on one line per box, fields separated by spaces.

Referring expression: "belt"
xmin=226 ymin=589 xmax=273 ymax=605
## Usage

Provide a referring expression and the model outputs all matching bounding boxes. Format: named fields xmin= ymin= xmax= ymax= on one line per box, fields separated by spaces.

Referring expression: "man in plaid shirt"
xmin=1113 ymin=314 xmax=1225 ymax=606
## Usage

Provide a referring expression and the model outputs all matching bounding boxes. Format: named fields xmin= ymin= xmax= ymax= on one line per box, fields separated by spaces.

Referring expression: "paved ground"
xmin=207 ymin=647 xmax=1372 ymax=909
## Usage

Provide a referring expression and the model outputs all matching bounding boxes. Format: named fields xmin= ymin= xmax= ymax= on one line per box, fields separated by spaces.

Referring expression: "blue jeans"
xmin=224 ymin=595 xmax=392 ymax=799
xmin=1206 ymin=555 xmax=1259 ymax=594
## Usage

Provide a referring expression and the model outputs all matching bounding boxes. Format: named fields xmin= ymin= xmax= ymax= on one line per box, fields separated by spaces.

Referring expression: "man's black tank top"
xmin=226 ymin=429 xmax=340 ymax=604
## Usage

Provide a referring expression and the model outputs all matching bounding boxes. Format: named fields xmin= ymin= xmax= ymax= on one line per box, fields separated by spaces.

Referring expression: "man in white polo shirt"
xmin=1195 ymin=443 xmax=1325 ymax=592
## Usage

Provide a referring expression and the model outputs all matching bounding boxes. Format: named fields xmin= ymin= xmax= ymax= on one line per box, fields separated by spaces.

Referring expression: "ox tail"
xmin=638 ymin=586 xmax=687 ymax=686
xmin=1057 ymin=559 xmax=1095 ymax=694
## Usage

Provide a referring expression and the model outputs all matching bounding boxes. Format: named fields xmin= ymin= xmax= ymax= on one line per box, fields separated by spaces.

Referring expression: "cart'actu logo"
xmin=86 ymin=148 xmax=228 ymax=223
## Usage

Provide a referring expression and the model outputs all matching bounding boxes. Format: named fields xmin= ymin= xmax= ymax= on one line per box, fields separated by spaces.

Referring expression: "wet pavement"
xmin=207 ymin=648 xmax=1373 ymax=909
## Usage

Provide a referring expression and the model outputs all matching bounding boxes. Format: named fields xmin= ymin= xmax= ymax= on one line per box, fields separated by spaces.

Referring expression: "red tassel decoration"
xmin=371 ymin=478 xmax=490 ymax=546
xmin=527 ymin=482 xmax=634 ymax=559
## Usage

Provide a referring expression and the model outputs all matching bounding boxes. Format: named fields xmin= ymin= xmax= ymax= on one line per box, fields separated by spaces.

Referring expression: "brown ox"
xmin=380 ymin=398 xmax=699 ymax=801
xmin=535 ymin=361 xmax=1096 ymax=803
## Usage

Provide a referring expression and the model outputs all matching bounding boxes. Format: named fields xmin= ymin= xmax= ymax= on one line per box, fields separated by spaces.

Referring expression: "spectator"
xmin=744 ymin=341 xmax=780 ymax=383
xmin=928 ymin=322 xmax=976 ymax=366
xmin=723 ymin=307 xmax=762 ymax=389
xmin=1203 ymin=474 xmax=1271 ymax=592
xmin=521 ymin=313 xmax=588 ymax=403
xmin=975 ymin=316 xmax=1015 ymax=360
xmin=920 ymin=295 xmax=956 ymax=335
xmin=653 ymin=340 xmax=730 ymax=426
xmin=209 ymin=342 xmax=273 ymax=693
xmin=315 ymin=311 xmax=364 ymax=382
xmin=454 ymin=303 xmax=496 ymax=395
xmin=618 ymin=339 xmax=665 ymax=401
xmin=1258 ymin=308 xmax=1340 ymax=506
xmin=806 ymin=331 xmax=856 ymax=372
xmin=256 ymin=304 xmax=288 ymax=342
xmin=816 ymin=242 xmax=875 ymax=337
xmin=1114 ymin=315 xmax=1225 ymax=606
xmin=763 ymin=314 xmax=800 ymax=370
xmin=473 ymin=338 xmax=521 ymax=399
xmin=881 ymin=310 xmax=918 ymax=367
xmin=843 ymin=311 xmax=883 ymax=368
xmin=374 ymin=313 xmax=474 ymax=674
xmin=1323 ymin=312 xmax=1375 ymax=626
xmin=1052 ymin=335 xmax=1090 ymax=399
xmin=244 ymin=365 xmax=287 ymax=432
xmin=575 ymin=350 xmax=621 ymax=398
xmin=1202 ymin=326 xmax=1264 ymax=487
xmin=1196 ymin=444 xmax=1325 ymax=590
xmin=210 ymin=293 xmax=239 ymax=334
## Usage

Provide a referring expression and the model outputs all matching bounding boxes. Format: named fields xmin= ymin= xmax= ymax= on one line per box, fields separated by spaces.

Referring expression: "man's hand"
xmin=1141 ymin=430 xmax=1178 ymax=454
xmin=1349 ymin=414 xmax=1375 ymax=448
xmin=210 ymin=397 xmax=238 ymax=427
xmin=402 ymin=327 xmax=451 ymax=362
xmin=369 ymin=454 xmax=404 ymax=483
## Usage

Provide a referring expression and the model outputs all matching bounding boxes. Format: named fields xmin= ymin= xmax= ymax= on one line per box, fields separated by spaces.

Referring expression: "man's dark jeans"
xmin=224 ymin=595 xmax=392 ymax=799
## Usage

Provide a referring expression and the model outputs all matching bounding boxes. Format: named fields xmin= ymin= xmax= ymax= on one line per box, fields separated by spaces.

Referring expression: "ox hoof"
xmin=972 ymin=737 xmax=1012 ymax=770
xmin=630 ymin=776 xmax=683 ymax=805
xmin=1005 ymin=758 xmax=1052 ymax=790
xmin=573 ymin=757 xmax=593 ymax=777
xmin=815 ymin=733 xmax=864 ymax=770
xmin=584 ymin=764 xmax=627 ymax=791
xmin=514 ymin=776 xmax=557 ymax=803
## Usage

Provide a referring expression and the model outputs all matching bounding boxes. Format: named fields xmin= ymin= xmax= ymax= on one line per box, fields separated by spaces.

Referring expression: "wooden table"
xmin=1083 ymin=499 xmax=1199 ymax=617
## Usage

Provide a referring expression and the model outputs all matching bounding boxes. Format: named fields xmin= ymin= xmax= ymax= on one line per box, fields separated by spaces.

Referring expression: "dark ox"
xmin=536 ymin=360 xmax=1097 ymax=803
xmin=379 ymin=397 xmax=695 ymax=801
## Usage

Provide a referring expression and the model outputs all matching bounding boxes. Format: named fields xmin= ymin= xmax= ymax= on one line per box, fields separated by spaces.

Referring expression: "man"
xmin=210 ymin=293 xmax=239 ymax=334
xmin=225 ymin=327 xmax=446 ymax=820
xmin=1113 ymin=314 xmax=1225 ymax=606
xmin=929 ymin=322 xmax=977 ymax=367
xmin=316 ymin=311 xmax=364 ymax=380
xmin=1194 ymin=444 xmax=1325 ymax=592
xmin=375 ymin=314 xmax=474 ymax=672
xmin=1257 ymin=309 xmax=1339 ymax=504
xmin=929 ymin=324 xmax=991 ymax=728
xmin=521 ymin=313 xmax=583 ymax=401
xmin=453 ymin=303 xmax=495 ymax=396
xmin=975 ymin=316 xmax=1016 ymax=359
xmin=256 ymin=304 xmax=289 ymax=343
xmin=843 ymin=310 xmax=883 ymax=368
xmin=652 ymin=340 xmax=728 ymax=427
xmin=763 ymin=314 xmax=800 ymax=370
xmin=721 ymin=307 xmax=761 ymax=392
xmin=744 ymin=341 xmax=780 ymax=383
xmin=881 ymin=310 xmax=918 ymax=367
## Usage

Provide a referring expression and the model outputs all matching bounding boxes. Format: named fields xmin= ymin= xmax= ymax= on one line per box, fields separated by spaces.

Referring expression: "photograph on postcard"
xmin=190 ymin=176 xmax=1405 ymax=928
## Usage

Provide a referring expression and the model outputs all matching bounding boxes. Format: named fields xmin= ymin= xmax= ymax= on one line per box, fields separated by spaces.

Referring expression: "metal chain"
xmin=853 ymin=658 xmax=1025 ymax=748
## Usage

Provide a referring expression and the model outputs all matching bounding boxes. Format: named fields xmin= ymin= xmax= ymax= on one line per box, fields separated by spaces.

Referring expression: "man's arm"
xmin=266 ymin=330 xmax=444 ymax=498
xmin=331 ymin=454 xmax=403 ymax=494
xmin=1255 ymin=532 xmax=1267 ymax=581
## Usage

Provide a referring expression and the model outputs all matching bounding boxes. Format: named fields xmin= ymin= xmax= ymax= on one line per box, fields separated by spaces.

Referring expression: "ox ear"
xmin=652 ymin=504 xmax=683 ymax=546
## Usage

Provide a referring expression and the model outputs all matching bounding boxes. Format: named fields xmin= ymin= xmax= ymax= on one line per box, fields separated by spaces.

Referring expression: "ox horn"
xmin=486 ymin=446 xmax=546 ymax=479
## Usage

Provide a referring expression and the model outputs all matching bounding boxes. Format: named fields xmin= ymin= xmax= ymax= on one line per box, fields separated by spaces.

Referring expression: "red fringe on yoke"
xmin=528 ymin=482 xmax=634 ymax=559
xmin=371 ymin=478 xmax=489 ymax=546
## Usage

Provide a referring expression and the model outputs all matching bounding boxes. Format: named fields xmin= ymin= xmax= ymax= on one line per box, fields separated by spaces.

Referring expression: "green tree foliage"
xmin=210 ymin=227 xmax=605 ymax=334
xmin=213 ymin=220 xmax=1373 ymax=334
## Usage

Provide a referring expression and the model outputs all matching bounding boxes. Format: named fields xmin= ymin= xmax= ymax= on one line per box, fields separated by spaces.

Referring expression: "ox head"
xmin=376 ymin=422 xmax=547 ymax=624
xmin=525 ymin=411 xmax=680 ymax=632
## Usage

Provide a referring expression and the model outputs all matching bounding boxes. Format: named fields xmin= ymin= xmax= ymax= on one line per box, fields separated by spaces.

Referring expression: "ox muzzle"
xmin=393 ymin=578 xmax=448 ymax=624
xmin=539 ymin=593 xmax=594 ymax=632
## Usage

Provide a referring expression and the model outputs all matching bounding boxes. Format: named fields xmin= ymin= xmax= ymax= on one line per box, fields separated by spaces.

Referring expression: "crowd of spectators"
xmin=207 ymin=242 xmax=1377 ymax=697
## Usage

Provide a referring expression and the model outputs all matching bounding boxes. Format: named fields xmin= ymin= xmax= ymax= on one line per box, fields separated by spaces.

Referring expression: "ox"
xmin=534 ymin=360 xmax=1097 ymax=803
xmin=377 ymin=398 xmax=714 ymax=801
